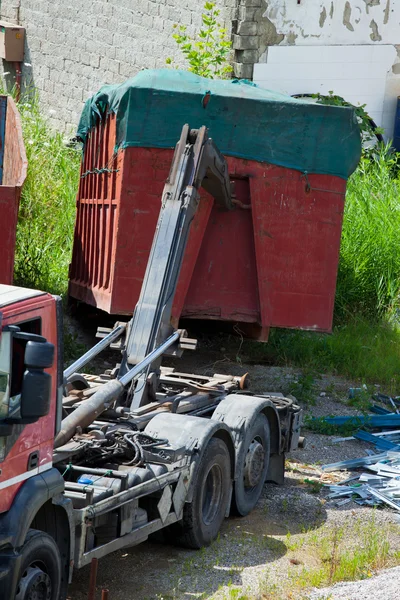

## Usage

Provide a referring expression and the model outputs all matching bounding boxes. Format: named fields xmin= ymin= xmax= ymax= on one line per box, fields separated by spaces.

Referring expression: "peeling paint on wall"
xmin=370 ymin=18 xmax=382 ymax=41
xmin=343 ymin=2 xmax=354 ymax=31
xmin=363 ymin=0 xmax=381 ymax=14
xmin=392 ymin=45 xmax=400 ymax=73
xmin=258 ymin=17 xmax=285 ymax=50
xmin=263 ymin=0 xmax=400 ymax=46
xmin=319 ymin=6 xmax=327 ymax=28
xmin=383 ymin=0 xmax=390 ymax=25
xmin=286 ymin=31 xmax=298 ymax=45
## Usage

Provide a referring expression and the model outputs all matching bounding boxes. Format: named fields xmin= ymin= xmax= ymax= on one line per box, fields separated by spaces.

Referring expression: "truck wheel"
xmin=174 ymin=437 xmax=231 ymax=549
xmin=15 ymin=530 xmax=62 ymax=600
xmin=232 ymin=413 xmax=270 ymax=517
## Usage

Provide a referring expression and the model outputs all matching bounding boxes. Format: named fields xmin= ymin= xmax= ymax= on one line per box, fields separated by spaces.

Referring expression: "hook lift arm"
xmin=56 ymin=125 xmax=233 ymax=447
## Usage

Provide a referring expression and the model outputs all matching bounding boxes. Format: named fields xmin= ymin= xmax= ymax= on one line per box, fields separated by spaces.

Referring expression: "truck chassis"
xmin=0 ymin=126 xmax=302 ymax=600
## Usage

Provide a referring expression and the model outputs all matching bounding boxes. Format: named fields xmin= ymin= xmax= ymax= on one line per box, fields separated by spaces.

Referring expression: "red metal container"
xmin=0 ymin=96 xmax=27 ymax=284
xmin=69 ymin=113 xmax=346 ymax=340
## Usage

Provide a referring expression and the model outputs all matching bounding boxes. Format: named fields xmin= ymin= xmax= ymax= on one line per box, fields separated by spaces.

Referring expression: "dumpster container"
xmin=0 ymin=95 xmax=27 ymax=284
xmin=69 ymin=70 xmax=361 ymax=340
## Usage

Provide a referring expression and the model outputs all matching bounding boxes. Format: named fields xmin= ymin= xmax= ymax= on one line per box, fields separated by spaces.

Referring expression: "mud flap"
xmin=266 ymin=452 xmax=285 ymax=485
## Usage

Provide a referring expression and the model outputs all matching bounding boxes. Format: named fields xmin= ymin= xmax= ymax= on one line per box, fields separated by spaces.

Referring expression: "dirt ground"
xmin=66 ymin=324 xmax=400 ymax=600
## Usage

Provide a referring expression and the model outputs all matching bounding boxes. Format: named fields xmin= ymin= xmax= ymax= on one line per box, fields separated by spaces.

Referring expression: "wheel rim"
xmin=243 ymin=435 xmax=265 ymax=491
xmin=202 ymin=464 xmax=223 ymax=526
xmin=16 ymin=564 xmax=52 ymax=600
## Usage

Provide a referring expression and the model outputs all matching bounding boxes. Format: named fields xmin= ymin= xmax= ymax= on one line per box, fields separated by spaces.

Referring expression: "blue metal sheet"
xmin=354 ymin=430 xmax=400 ymax=450
xmin=325 ymin=414 xmax=400 ymax=427
xmin=370 ymin=404 xmax=393 ymax=415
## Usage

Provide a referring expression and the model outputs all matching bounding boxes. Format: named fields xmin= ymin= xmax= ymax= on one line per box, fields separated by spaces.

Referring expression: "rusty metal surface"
xmin=0 ymin=96 xmax=27 ymax=284
xmin=69 ymin=112 xmax=347 ymax=338
xmin=88 ymin=557 xmax=98 ymax=600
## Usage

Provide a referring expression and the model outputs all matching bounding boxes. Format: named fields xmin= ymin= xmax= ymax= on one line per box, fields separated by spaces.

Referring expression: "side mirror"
xmin=20 ymin=341 xmax=55 ymax=424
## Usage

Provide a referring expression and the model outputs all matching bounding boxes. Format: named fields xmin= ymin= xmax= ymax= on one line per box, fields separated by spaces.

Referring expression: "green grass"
xmin=13 ymin=92 xmax=81 ymax=295
xmin=216 ymin=514 xmax=400 ymax=600
xmin=336 ymin=145 xmax=400 ymax=320
xmin=243 ymin=317 xmax=400 ymax=387
xmin=294 ymin=516 xmax=393 ymax=590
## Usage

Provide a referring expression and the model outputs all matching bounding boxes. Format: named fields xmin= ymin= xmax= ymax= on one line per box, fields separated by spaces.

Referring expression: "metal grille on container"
xmin=70 ymin=113 xmax=119 ymax=291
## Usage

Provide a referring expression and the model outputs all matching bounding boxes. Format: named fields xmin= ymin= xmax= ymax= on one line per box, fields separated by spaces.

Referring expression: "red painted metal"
xmin=0 ymin=96 xmax=27 ymax=285
xmin=69 ymin=115 xmax=347 ymax=339
xmin=0 ymin=293 xmax=58 ymax=514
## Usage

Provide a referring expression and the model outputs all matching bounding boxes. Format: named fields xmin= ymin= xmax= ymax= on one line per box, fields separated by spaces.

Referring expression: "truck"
xmin=0 ymin=124 xmax=303 ymax=600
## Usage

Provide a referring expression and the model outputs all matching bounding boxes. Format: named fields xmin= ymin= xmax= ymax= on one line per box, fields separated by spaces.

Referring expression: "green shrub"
xmin=166 ymin=1 xmax=232 ymax=78
xmin=14 ymin=94 xmax=81 ymax=295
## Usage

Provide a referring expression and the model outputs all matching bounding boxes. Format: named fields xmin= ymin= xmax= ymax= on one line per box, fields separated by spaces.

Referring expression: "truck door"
xmin=0 ymin=299 xmax=57 ymax=514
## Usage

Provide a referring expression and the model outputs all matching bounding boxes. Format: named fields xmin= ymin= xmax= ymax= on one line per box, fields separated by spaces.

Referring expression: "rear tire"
xmin=171 ymin=437 xmax=231 ymax=549
xmin=231 ymin=413 xmax=270 ymax=516
xmin=15 ymin=529 xmax=63 ymax=600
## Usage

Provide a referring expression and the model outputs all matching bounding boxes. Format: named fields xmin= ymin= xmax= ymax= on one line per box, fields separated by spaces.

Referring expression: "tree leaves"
xmin=166 ymin=1 xmax=232 ymax=79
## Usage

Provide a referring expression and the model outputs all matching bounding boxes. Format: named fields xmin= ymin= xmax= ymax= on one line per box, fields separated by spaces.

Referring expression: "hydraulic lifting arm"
xmin=121 ymin=125 xmax=233 ymax=409
xmin=55 ymin=125 xmax=233 ymax=448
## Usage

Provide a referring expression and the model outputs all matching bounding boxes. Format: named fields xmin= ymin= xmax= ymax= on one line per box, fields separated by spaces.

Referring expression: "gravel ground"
xmin=309 ymin=566 xmax=400 ymax=599
xmin=65 ymin=323 xmax=400 ymax=600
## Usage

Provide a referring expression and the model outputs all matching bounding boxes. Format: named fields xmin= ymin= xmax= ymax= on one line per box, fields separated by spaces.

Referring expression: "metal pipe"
xmin=76 ymin=468 xmax=184 ymax=519
xmin=64 ymin=325 xmax=126 ymax=380
xmin=88 ymin=557 xmax=98 ymax=600
xmin=119 ymin=331 xmax=180 ymax=386
xmin=55 ymin=379 xmax=124 ymax=448
xmin=55 ymin=332 xmax=180 ymax=448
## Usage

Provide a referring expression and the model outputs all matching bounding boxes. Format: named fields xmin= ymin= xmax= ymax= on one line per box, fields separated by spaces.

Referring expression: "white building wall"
xmin=251 ymin=0 xmax=400 ymax=138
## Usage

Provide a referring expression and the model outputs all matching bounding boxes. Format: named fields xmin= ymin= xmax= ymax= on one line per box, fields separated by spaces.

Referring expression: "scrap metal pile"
xmin=323 ymin=451 xmax=400 ymax=510
xmin=319 ymin=394 xmax=400 ymax=511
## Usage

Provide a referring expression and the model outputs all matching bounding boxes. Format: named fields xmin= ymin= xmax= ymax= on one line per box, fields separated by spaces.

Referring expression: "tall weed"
xmin=336 ymin=145 xmax=400 ymax=319
xmin=13 ymin=92 xmax=80 ymax=295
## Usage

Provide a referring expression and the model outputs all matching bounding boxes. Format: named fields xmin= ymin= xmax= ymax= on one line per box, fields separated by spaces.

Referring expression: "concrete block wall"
xmin=0 ymin=0 xmax=236 ymax=132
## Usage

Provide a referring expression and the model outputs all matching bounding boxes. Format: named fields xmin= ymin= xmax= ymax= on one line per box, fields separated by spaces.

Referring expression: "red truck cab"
xmin=0 ymin=285 xmax=69 ymax=599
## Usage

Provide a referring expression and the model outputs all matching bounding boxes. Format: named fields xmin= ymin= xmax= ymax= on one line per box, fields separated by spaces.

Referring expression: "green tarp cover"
xmin=77 ymin=69 xmax=361 ymax=180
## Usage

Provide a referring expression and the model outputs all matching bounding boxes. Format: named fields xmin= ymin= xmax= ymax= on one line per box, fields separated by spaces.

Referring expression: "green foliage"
xmin=295 ymin=516 xmax=391 ymax=589
xmin=288 ymin=372 xmax=317 ymax=405
xmin=346 ymin=386 xmax=373 ymax=413
xmin=303 ymin=415 xmax=360 ymax=436
xmin=13 ymin=92 xmax=80 ymax=295
xmin=63 ymin=323 xmax=87 ymax=364
xmin=312 ymin=91 xmax=384 ymax=145
xmin=303 ymin=479 xmax=324 ymax=494
xmin=166 ymin=2 xmax=232 ymax=78
xmin=243 ymin=317 xmax=400 ymax=387
xmin=336 ymin=145 xmax=400 ymax=319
